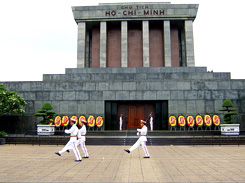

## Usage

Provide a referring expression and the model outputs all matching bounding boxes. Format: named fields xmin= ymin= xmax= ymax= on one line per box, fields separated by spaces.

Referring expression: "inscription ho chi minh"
xmin=105 ymin=5 xmax=164 ymax=17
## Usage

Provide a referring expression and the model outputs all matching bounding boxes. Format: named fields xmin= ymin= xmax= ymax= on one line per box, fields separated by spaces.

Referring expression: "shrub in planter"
xmin=35 ymin=103 xmax=56 ymax=125
xmin=219 ymin=99 xmax=239 ymax=135
xmin=219 ymin=99 xmax=238 ymax=124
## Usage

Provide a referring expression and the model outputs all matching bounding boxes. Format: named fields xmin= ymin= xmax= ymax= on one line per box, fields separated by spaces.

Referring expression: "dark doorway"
xmin=105 ymin=100 xmax=168 ymax=130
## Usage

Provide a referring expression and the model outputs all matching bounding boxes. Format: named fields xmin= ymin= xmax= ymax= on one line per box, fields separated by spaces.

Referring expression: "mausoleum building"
xmin=1 ymin=2 xmax=245 ymax=133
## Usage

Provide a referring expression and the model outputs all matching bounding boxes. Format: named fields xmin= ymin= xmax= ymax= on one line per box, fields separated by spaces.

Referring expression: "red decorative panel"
xmin=171 ymin=26 xmax=180 ymax=67
xmin=107 ymin=23 xmax=121 ymax=67
xmin=117 ymin=102 xmax=155 ymax=130
xmin=149 ymin=22 xmax=164 ymax=67
xmin=92 ymin=27 xmax=100 ymax=68
xmin=128 ymin=22 xmax=143 ymax=67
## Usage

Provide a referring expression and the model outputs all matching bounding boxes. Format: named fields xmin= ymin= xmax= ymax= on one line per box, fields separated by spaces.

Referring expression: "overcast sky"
xmin=0 ymin=0 xmax=244 ymax=81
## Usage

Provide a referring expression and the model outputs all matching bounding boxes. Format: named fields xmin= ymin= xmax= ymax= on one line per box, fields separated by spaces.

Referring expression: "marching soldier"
xmin=77 ymin=119 xmax=89 ymax=158
xmin=124 ymin=120 xmax=150 ymax=158
xmin=55 ymin=118 xmax=82 ymax=162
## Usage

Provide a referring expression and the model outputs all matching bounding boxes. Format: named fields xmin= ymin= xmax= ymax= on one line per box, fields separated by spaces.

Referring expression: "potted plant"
xmin=0 ymin=131 xmax=7 ymax=145
xmin=219 ymin=99 xmax=239 ymax=135
xmin=35 ymin=102 xmax=56 ymax=135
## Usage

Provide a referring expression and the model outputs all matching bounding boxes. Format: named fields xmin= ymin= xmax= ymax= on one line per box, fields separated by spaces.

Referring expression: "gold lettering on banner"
xmin=105 ymin=8 xmax=164 ymax=17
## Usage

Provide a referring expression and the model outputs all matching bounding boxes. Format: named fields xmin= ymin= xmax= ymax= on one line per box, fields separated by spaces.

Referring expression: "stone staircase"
xmin=42 ymin=67 xmax=231 ymax=82
xmin=4 ymin=131 xmax=245 ymax=146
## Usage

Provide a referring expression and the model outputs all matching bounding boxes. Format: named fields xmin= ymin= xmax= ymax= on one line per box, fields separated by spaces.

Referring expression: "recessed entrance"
xmin=105 ymin=100 xmax=168 ymax=130
xmin=128 ymin=105 xmax=144 ymax=129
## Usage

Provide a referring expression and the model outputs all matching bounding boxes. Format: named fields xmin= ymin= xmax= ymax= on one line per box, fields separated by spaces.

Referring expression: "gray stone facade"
xmin=2 ymin=67 xmax=245 ymax=131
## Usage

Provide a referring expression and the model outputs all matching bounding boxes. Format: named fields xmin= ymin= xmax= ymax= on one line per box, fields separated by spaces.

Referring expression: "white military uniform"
xmin=119 ymin=116 xmax=123 ymax=131
xmin=58 ymin=124 xmax=81 ymax=161
xmin=77 ymin=125 xmax=89 ymax=157
xmin=150 ymin=117 xmax=153 ymax=131
xmin=129 ymin=125 xmax=150 ymax=157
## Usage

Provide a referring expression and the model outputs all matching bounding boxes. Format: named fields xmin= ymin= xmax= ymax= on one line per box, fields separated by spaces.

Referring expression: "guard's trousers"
xmin=77 ymin=140 xmax=89 ymax=157
xmin=129 ymin=139 xmax=150 ymax=157
xmin=59 ymin=139 xmax=81 ymax=160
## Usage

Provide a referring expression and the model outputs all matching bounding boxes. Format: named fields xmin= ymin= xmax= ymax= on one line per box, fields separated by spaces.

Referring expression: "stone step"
xmin=4 ymin=134 xmax=245 ymax=146
xmin=65 ymin=67 xmax=208 ymax=74
xmin=5 ymin=78 xmax=244 ymax=94
xmin=43 ymin=71 xmax=231 ymax=82
xmin=54 ymin=130 xmax=221 ymax=136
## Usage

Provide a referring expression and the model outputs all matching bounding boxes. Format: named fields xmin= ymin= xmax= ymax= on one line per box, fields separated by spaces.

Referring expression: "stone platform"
xmin=2 ymin=66 xmax=245 ymax=133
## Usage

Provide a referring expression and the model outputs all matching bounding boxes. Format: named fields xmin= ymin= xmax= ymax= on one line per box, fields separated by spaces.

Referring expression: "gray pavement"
xmin=0 ymin=144 xmax=245 ymax=183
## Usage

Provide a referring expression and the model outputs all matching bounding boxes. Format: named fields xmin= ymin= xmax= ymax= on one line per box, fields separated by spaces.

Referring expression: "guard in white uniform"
xmin=119 ymin=114 xmax=123 ymax=131
xmin=149 ymin=114 xmax=153 ymax=131
xmin=77 ymin=119 xmax=89 ymax=158
xmin=124 ymin=120 xmax=150 ymax=158
xmin=55 ymin=118 xmax=82 ymax=162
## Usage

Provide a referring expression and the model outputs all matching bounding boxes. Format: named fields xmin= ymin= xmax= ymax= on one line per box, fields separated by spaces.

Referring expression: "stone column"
xmin=164 ymin=20 xmax=171 ymax=67
xmin=142 ymin=21 xmax=150 ymax=67
xmin=77 ymin=22 xmax=86 ymax=68
xmin=100 ymin=21 xmax=107 ymax=67
xmin=121 ymin=21 xmax=128 ymax=67
xmin=185 ymin=20 xmax=195 ymax=67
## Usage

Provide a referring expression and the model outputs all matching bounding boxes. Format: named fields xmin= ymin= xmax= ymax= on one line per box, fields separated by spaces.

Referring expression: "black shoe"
xmin=143 ymin=156 xmax=150 ymax=158
xmin=124 ymin=149 xmax=130 ymax=153
xmin=66 ymin=150 xmax=70 ymax=153
xmin=55 ymin=152 xmax=61 ymax=156
xmin=83 ymin=156 xmax=89 ymax=158
xmin=75 ymin=160 xmax=82 ymax=162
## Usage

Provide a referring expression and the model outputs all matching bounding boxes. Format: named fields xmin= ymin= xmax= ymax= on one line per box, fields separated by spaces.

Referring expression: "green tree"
xmin=0 ymin=84 xmax=26 ymax=116
xmin=219 ymin=99 xmax=238 ymax=124
xmin=35 ymin=102 xmax=56 ymax=124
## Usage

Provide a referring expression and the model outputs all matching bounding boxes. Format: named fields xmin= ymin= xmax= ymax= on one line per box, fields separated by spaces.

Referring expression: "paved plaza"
xmin=0 ymin=144 xmax=244 ymax=183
